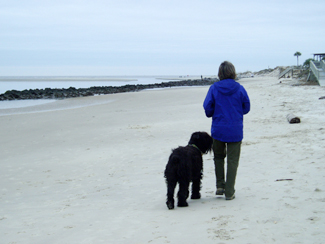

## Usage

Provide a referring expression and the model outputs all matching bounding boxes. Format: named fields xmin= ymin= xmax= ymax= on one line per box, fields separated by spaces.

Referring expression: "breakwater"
xmin=0 ymin=78 xmax=217 ymax=101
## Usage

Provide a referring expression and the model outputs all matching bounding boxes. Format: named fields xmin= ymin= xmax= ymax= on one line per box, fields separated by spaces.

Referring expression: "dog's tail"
xmin=169 ymin=154 xmax=181 ymax=164
xmin=165 ymin=151 xmax=190 ymax=181
xmin=164 ymin=153 xmax=181 ymax=179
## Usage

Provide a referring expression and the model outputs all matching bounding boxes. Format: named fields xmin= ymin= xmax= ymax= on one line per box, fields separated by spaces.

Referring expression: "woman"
xmin=203 ymin=61 xmax=250 ymax=200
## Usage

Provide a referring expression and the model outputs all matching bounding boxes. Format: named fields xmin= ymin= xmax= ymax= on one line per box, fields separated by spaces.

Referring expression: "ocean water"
xmin=0 ymin=75 xmax=198 ymax=109
xmin=0 ymin=76 xmax=190 ymax=94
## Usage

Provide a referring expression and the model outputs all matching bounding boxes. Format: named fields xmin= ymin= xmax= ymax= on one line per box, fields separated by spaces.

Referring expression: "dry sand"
xmin=1 ymin=76 xmax=325 ymax=243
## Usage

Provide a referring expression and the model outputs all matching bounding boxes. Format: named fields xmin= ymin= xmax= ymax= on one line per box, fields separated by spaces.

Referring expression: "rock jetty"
xmin=0 ymin=78 xmax=217 ymax=101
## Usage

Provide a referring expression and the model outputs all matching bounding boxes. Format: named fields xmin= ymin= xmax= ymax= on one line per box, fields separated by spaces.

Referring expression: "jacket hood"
xmin=215 ymin=79 xmax=240 ymax=96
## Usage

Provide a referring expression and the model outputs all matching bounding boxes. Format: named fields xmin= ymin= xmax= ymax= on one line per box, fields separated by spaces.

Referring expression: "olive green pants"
xmin=213 ymin=139 xmax=241 ymax=198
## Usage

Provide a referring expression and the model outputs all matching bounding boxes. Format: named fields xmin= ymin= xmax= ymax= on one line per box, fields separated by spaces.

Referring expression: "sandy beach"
xmin=1 ymin=75 xmax=325 ymax=243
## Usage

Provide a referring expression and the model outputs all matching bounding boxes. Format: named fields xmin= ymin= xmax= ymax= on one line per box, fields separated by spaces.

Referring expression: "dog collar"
xmin=189 ymin=144 xmax=204 ymax=155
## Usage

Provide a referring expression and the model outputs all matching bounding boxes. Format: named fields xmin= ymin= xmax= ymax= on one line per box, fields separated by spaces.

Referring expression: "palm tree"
xmin=303 ymin=58 xmax=314 ymax=69
xmin=294 ymin=52 xmax=302 ymax=66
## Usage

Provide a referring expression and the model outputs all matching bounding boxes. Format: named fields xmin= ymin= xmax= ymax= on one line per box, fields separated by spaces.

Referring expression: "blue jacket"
xmin=203 ymin=79 xmax=250 ymax=142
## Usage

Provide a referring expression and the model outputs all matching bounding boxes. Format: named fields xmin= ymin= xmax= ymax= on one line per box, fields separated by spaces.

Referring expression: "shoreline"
xmin=0 ymin=66 xmax=313 ymax=100
xmin=0 ymin=78 xmax=217 ymax=101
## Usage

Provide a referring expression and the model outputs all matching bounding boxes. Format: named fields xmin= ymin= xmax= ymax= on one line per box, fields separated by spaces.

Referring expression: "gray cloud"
xmin=0 ymin=0 xmax=324 ymax=75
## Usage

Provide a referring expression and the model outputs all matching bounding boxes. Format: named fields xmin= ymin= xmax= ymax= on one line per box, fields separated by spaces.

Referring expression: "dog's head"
xmin=188 ymin=131 xmax=213 ymax=154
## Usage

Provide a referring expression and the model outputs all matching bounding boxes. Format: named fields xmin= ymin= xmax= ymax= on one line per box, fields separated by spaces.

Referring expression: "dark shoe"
xmin=226 ymin=194 xmax=235 ymax=200
xmin=166 ymin=200 xmax=174 ymax=210
xmin=177 ymin=201 xmax=189 ymax=207
xmin=191 ymin=192 xmax=201 ymax=199
xmin=216 ymin=188 xmax=225 ymax=195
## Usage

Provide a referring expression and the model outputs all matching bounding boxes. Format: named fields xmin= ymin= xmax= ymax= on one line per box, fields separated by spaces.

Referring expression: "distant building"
xmin=313 ymin=53 xmax=325 ymax=61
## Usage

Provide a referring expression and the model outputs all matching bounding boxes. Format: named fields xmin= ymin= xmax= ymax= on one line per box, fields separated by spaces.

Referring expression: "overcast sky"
xmin=0 ymin=0 xmax=324 ymax=76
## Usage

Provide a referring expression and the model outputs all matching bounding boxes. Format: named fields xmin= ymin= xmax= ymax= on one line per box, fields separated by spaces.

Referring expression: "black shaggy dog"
xmin=164 ymin=132 xmax=213 ymax=209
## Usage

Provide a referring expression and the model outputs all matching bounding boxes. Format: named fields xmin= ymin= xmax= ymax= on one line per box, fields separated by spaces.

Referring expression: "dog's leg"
xmin=191 ymin=179 xmax=201 ymax=199
xmin=166 ymin=179 xmax=177 ymax=209
xmin=177 ymin=180 xmax=189 ymax=207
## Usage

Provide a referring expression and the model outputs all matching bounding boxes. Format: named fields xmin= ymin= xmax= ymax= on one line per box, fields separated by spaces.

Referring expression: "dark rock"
xmin=0 ymin=78 xmax=218 ymax=101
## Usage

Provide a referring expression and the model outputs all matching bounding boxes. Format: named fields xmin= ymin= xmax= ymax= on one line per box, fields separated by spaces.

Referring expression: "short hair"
xmin=218 ymin=61 xmax=237 ymax=80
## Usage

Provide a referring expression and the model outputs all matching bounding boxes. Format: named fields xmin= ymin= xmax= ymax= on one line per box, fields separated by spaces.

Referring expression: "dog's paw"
xmin=166 ymin=201 xmax=174 ymax=210
xmin=177 ymin=201 xmax=189 ymax=207
xmin=191 ymin=193 xmax=201 ymax=199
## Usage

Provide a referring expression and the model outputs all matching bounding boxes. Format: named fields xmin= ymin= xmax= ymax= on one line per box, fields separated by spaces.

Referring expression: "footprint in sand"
xmin=207 ymin=228 xmax=234 ymax=241
xmin=207 ymin=215 xmax=235 ymax=240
